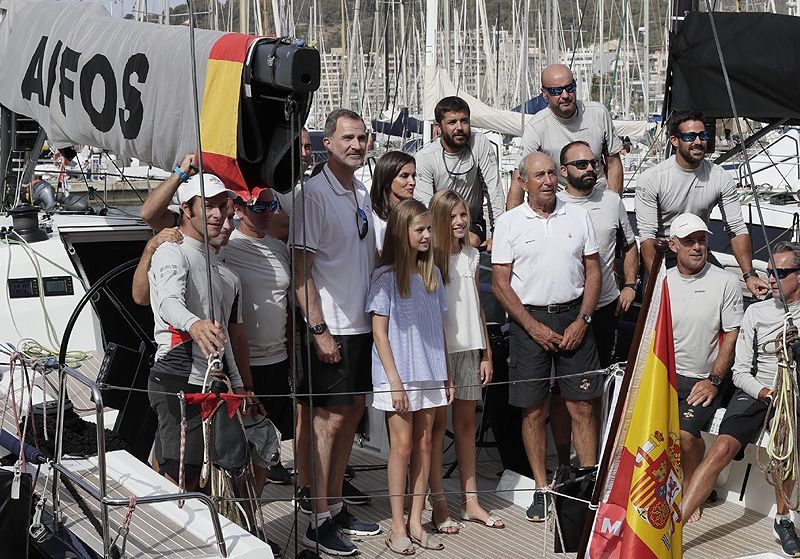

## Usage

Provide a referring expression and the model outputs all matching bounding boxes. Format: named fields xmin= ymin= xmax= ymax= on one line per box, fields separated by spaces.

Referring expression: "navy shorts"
xmin=677 ymin=374 xmax=723 ymax=438
xmin=298 ymin=331 xmax=372 ymax=407
xmin=717 ymin=388 xmax=770 ymax=450
xmin=508 ymin=305 xmax=602 ymax=409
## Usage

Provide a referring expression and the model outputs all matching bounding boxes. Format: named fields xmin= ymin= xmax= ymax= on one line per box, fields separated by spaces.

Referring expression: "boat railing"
xmin=737 ymin=130 xmax=800 ymax=187
xmin=50 ymin=363 xmax=229 ymax=558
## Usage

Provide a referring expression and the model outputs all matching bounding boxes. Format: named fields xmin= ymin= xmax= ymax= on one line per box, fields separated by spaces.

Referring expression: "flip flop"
xmin=433 ymin=517 xmax=463 ymax=534
xmin=385 ymin=531 xmax=416 ymax=556
xmin=460 ymin=508 xmax=506 ymax=529
xmin=409 ymin=531 xmax=444 ymax=551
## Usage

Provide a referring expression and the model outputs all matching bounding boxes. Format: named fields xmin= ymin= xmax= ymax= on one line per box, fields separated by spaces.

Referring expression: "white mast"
xmin=424 ymin=0 xmax=438 ymax=143
xmin=644 ymin=0 xmax=649 ymax=116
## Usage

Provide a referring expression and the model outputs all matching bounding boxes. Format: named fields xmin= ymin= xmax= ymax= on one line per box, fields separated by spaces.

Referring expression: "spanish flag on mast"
xmin=588 ymin=276 xmax=683 ymax=558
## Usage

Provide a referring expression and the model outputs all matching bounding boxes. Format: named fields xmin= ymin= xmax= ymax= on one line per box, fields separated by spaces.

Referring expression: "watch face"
xmin=709 ymin=376 xmax=721 ymax=386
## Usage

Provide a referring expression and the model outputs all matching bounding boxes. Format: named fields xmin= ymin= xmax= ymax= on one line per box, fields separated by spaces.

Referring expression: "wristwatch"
xmin=310 ymin=322 xmax=328 ymax=335
xmin=742 ymin=270 xmax=759 ymax=281
xmin=623 ymin=278 xmax=641 ymax=291
xmin=707 ymin=374 xmax=722 ymax=387
xmin=579 ymin=313 xmax=592 ymax=325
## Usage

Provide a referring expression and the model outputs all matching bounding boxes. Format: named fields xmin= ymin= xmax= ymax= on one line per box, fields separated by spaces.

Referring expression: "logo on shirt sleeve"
xmin=159 ymin=264 xmax=178 ymax=280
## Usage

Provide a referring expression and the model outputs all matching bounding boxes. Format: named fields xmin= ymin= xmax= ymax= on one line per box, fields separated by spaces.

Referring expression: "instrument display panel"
xmin=8 ymin=276 xmax=74 ymax=298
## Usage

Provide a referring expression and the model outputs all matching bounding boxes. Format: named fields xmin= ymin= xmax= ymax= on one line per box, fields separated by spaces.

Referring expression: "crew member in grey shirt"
xmin=147 ymin=173 xmax=246 ymax=491
xmin=664 ymin=213 xmax=742 ymax=523
xmin=634 ymin=110 xmax=768 ymax=298
xmin=415 ymin=96 xmax=505 ymax=250
xmin=507 ymin=64 xmax=624 ymax=209
xmin=681 ymin=242 xmax=800 ymax=556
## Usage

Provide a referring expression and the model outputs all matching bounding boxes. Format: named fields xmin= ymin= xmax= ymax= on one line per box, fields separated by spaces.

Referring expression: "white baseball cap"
xmin=177 ymin=173 xmax=236 ymax=204
xmin=669 ymin=213 xmax=712 ymax=239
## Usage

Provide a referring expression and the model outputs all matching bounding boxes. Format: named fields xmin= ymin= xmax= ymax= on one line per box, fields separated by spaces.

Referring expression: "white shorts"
xmin=372 ymin=380 xmax=448 ymax=412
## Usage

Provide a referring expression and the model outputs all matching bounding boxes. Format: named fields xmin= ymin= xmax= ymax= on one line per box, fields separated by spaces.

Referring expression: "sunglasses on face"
xmin=544 ymin=81 xmax=577 ymax=97
xmin=677 ymin=131 xmax=710 ymax=143
xmin=564 ymin=158 xmax=600 ymax=170
xmin=249 ymin=199 xmax=281 ymax=214
xmin=356 ymin=207 xmax=369 ymax=240
xmin=767 ymin=267 xmax=800 ymax=280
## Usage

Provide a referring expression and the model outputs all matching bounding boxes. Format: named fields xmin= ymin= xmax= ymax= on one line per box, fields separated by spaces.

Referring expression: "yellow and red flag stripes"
xmin=588 ymin=278 xmax=683 ymax=558
xmin=199 ymin=33 xmax=265 ymax=201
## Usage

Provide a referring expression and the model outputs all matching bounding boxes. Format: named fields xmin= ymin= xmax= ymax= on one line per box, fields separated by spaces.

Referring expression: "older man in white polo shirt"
xmin=492 ymin=151 xmax=602 ymax=523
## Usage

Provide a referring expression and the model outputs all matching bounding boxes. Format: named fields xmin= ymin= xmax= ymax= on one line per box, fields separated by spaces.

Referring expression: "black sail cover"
xmin=669 ymin=11 xmax=800 ymax=123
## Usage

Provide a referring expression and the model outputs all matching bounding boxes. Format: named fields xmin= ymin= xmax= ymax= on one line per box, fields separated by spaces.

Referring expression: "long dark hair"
xmin=370 ymin=150 xmax=416 ymax=221
xmin=379 ymin=199 xmax=438 ymax=298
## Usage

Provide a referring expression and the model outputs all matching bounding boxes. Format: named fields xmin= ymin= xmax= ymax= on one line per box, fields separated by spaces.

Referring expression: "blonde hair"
xmin=379 ymin=199 xmax=438 ymax=297
xmin=429 ymin=190 xmax=469 ymax=285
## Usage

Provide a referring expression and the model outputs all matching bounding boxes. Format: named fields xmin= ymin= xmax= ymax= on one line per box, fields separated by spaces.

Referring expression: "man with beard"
xmin=291 ymin=109 xmax=380 ymax=555
xmin=635 ymin=111 xmax=769 ymax=298
xmin=492 ymin=152 xmax=602 ymax=522
xmin=414 ymin=96 xmax=505 ymax=249
xmin=507 ymin=64 xmax=624 ymax=209
xmin=664 ymin=213 xmax=742 ymax=524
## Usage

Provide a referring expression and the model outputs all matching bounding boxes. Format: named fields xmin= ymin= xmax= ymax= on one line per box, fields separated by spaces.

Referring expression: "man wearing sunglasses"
xmin=508 ymin=64 xmax=624 ymax=210
xmin=291 ymin=109 xmax=379 ymax=555
xmin=635 ymin=110 xmax=769 ymax=298
xmin=221 ymin=189 xmax=294 ymax=494
xmin=681 ymin=241 xmax=800 ymax=557
xmin=664 ymin=213 xmax=743 ymax=525
xmin=414 ymin=96 xmax=505 ymax=250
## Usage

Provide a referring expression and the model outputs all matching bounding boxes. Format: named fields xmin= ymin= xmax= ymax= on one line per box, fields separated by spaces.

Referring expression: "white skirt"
xmin=372 ymin=380 xmax=448 ymax=412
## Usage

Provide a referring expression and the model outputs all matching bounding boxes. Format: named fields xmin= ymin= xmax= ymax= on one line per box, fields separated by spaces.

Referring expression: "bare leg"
xmin=295 ymin=400 xmax=311 ymax=487
xmin=253 ymin=464 xmax=267 ymax=497
xmin=775 ymin=477 xmax=795 ymax=516
xmin=327 ymin=395 xmax=365 ymax=506
xmin=453 ymin=398 xmax=503 ymax=526
xmin=565 ymin=398 xmax=599 ymax=466
xmin=429 ymin=405 xmax=459 ymax=533
xmin=681 ymin=435 xmax=741 ymax=523
xmin=549 ymin=392 xmax=573 ymax=466
xmin=679 ymin=430 xmax=706 ymax=523
xmin=522 ymin=402 xmax=550 ymax=488
xmin=311 ymin=406 xmax=347 ymax=515
xmin=387 ymin=410 xmax=414 ymax=540
xmin=408 ymin=408 xmax=437 ymax=542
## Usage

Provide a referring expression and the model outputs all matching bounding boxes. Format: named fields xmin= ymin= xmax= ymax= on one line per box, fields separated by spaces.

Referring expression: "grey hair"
xmin=518 ymin=152 xmax=554 ymax=182
xmin=323 ymin=109 xmax=364 ymax=138
xmin=773 ymin=241 xmax=800 ymax=268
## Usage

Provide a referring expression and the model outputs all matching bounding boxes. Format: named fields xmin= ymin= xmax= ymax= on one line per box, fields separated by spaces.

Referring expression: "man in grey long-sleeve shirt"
xmin=634 ymin=110 xmax=768 ymax=298
xmin=147 ymin=173 xmax=245 ymax=489
xmin=680 ymin=241 xmax=800 ymax=555
xmin=414 ymin=96 xmax=505 ymax=250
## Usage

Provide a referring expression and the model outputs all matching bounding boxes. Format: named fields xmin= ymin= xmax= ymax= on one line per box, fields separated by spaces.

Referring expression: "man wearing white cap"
xmin=665 ymin=213 xmax=743 ymax=523
xmin=147 ymin=173 xmax=246 ymax=491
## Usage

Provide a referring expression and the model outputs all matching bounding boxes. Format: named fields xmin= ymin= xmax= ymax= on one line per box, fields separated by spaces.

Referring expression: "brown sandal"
xmin=385 ymin=531 xmax=416 ymax=556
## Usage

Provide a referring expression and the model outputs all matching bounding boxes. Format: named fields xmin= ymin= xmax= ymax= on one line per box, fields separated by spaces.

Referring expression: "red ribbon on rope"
xmin=184 ymin=392 xmax=244 ymax=420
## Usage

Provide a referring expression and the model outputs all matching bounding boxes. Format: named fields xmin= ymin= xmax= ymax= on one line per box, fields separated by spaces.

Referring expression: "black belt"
xmin=525 ymin=297 xmax=582 ymax=314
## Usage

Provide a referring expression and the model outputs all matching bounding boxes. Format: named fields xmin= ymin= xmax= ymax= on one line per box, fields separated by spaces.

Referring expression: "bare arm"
xmin=292 ymin=248 xmax=341 ymax=363
xmin=730 ymin=233 xmax=769 ymax=298
xmin=560 ymin=253 xmax=602 ymax=351
xmin=492 ymin=262 xmax=562 ymax=351
xmin=132 ymin=228 xmax=183 ymax=305
xmin=141 ymin=153 xmax=196 ymax=231
xmin=616 ymin=242 xmax=640 ymax=315
xmin=605 ymin=153 xmax=623 ymax=195
xmin=506 ymin=170 xmax=525 ymax=210
xmin=687 ymin=328 xmax=738 ymax=407
xmin=372 ymin=313 xmax=409 ymax=414
xmin=640 ymin=238 xmax=657 ymax=274
xmin=474 ymin=266 xmax=493 ymax=384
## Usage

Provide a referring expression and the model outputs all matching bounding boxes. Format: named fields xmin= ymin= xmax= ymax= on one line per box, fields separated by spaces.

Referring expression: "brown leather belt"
xmin=525 ymin=297 xmax=582 ymax=314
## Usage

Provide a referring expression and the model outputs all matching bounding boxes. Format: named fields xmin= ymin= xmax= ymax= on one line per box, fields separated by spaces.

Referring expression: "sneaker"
xmin=332 ymin=504 xmax=381 ymax=536
xmin=293 ymin=485 xmax=313 ymax=515
xmin=342 ymin=479 xmax=371 ymax=506
xmin=302 ymin=518 xmax=358 ymax=556
xmin=774 ymin=518 xmax=800 ymax=557
xmin=267 ymin=460 xmax=293 ymax=484
xmin=526 ymin=491 xmax=552 ymax=522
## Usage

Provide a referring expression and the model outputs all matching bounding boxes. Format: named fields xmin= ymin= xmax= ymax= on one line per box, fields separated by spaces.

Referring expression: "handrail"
xmin=51 ymin=364 xmax=228 ymax=558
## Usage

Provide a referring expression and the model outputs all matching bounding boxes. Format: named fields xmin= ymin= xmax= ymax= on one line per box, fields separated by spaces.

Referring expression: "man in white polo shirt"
xmin=665 ymin=213 xmax=743 ymax=523
xmin=492 ymin=151 xmax=602 ymax=523
xmin=290 ymin=108 xmax=380 ymax=555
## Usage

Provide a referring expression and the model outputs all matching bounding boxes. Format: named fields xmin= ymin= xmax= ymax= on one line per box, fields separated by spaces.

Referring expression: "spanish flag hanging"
xmin=588 ymin=277 xmax=683 ymax=558
xmin=199 ymin=33 xmax=264 ymax=201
